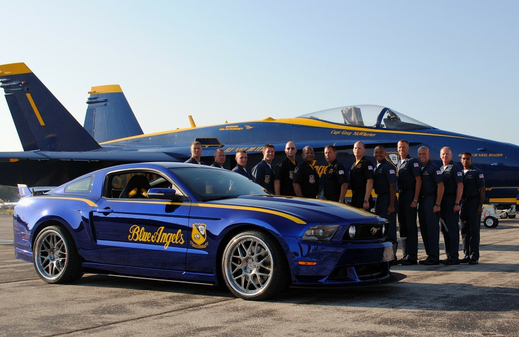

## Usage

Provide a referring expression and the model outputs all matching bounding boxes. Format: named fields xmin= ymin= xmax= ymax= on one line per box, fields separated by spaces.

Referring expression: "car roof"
xmin=51 ymin=162 xmax=212 ymax=192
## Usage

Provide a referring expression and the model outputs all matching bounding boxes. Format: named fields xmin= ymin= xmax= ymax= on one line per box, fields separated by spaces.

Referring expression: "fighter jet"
xmin=1 ymin=62 xmax=518 ymax=208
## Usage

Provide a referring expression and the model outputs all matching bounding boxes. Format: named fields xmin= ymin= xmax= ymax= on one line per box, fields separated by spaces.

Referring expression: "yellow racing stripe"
xmin=109 ymin=199 xmax=306 ymax=224
xmin=191 ymin=203 xmax=307 ymax=224
xmin=27 ymin=196 xmax=98 ymax=207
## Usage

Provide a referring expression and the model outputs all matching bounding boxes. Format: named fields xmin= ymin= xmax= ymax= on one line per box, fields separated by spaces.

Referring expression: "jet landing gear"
xmin=481 ymin=205 xmax=517 ymax=228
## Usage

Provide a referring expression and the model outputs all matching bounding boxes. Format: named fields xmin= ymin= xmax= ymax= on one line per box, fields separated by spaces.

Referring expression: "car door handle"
xmin=96 ymin=207 xmax=114 ymax=215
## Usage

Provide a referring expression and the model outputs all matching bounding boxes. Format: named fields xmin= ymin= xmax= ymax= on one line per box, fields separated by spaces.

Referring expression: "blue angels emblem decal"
xmin=191 ymin=223 xmax=209 ymax=248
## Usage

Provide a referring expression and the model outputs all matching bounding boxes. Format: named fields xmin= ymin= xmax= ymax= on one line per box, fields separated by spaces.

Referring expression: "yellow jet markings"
xmin=488 ymin=197 xmax=519 ymax=205
xmin=273 ymin=118 xmax=476 ymax=139
xmin=0 ymin=62 xmax=32 ymax=75
xmin=88 ymin=84 xmax=123 ymax=95
xmin=100 ymin=115 xmax=477 ymax=145
xmin=26 ymin=93 xmax=45 ymax=126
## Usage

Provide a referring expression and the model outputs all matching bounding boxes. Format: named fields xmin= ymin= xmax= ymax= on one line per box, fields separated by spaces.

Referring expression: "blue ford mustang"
xmin=13 ymin=162 xmax=394 ymax=300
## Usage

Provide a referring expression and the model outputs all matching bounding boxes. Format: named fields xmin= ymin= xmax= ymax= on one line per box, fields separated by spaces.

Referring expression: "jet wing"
xmin=0 ymin=148 xmax=189 ymax=186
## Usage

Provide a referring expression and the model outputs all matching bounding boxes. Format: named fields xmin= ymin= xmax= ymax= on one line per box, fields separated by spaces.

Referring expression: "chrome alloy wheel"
xmin=223 ymin=233 xmax=274 ymax=299
xmin=33 ymin=226 xmax=82 ymax=283
xmin=35 ymin=228 xmax=68 ymax=281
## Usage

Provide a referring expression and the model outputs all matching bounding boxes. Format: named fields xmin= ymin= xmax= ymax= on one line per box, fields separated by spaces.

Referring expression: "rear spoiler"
xmin=17 ymin=184 xmax=54 ymax=197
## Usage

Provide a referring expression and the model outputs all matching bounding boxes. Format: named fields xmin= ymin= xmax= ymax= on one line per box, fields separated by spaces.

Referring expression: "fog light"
xmin=348 ymin=225 xmax=357 ymax=239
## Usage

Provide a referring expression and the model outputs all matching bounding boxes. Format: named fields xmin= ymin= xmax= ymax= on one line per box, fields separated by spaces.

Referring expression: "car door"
xmin=91 ymin=170 xmax=190 ymax=271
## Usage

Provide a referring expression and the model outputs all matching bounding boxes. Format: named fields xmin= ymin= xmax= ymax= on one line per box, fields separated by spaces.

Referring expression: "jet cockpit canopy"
xmin=298 ymin=105 xmax=434 ymax=130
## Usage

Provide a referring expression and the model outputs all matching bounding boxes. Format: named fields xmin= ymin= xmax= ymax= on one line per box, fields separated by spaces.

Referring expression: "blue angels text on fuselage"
xmin=1 ymin=62 xmax=518 ymax=205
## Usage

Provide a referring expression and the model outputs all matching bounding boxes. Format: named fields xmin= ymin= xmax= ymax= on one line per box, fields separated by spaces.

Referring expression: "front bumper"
xmin=290 ymin=240 xmax=393 ymax=285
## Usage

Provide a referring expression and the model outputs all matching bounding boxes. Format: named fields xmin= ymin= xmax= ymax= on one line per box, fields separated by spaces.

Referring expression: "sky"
xmin=1 ymin=1 xmax=518 ymax=151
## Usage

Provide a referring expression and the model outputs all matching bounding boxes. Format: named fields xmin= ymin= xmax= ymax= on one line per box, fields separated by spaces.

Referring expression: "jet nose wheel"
xmin=483 ymin=216 xmax=498 ymax=228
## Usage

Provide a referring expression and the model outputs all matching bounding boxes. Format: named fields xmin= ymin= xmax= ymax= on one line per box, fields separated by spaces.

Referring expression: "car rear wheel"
xmin=33 ymin=225 xmax=83 ymax=283
xmin=222 ymin=231 xmax=289 ymax=300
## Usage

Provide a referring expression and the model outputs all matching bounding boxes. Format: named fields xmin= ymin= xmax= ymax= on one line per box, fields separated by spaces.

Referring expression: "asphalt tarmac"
xmin=1 ymin=214 xmax=518 ymax=337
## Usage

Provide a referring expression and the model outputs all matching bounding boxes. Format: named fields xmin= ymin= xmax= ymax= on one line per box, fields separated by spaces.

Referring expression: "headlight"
xmin=347 ymin=225 xmax=357 ymax=239
xmin=303 ymin=225 xmax=340 ymax=241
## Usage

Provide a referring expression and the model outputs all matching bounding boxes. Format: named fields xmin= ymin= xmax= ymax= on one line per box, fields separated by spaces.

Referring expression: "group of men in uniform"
xmin=393 ymin=140 xmax=485 ymax=266
xmin=185 ymin=139 xmax=485 ymax=266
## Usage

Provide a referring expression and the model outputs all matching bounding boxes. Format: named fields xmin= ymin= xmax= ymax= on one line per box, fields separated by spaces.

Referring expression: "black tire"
xmin=221 ymin=230 xmax=289 ymax=300
xmin=508 ymin=214 xmax=516 ymax=219
xmin=33 ymin=225 xmax=83 ymax=283
xmin=483 ymin=216 xmax=499 ymax=228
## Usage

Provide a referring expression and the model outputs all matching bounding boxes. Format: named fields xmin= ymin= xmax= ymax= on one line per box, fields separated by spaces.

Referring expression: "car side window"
xmin=65 ymin=176 xmax=94 ymax=193
xmin=103 ymin=171 xmax=185 ymax=199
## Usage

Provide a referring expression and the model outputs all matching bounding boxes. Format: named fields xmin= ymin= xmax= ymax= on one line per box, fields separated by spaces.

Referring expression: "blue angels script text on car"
xmin=128 ymin=225 xmax=184 ymax=249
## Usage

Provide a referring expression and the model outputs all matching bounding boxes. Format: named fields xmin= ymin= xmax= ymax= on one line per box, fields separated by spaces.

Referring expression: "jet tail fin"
xmin=85 ymin=85 xmax=143 ymax=142
xmin=0 ymin=62 xmax=100 ymax=151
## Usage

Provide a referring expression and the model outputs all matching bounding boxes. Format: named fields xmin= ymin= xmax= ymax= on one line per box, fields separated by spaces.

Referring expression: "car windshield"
xmin=298 ymin=105 xmax=433 ymax=130
xmin=170 ymin=167 xmax=268 ymax=201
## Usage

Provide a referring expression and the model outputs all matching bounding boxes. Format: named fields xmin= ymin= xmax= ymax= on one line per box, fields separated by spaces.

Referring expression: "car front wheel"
xmin=33 ymin=225 xmax=83 ymax=283
xmin=222 ymin=231 xmax=289 ymax=300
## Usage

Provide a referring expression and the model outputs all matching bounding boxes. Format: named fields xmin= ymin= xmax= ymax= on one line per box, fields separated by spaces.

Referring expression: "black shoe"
xmin=440 ymin=258 xmax=460 ymax=265
xmin=459 ymin=256 xmax=470 ymax=263
xmin=468 ymin=259 xmax=479 ymax=265
xmin=401 ymin=259 xmax=418 ymax=265
xmin=419 ymin=259 xmax=439 ymax=265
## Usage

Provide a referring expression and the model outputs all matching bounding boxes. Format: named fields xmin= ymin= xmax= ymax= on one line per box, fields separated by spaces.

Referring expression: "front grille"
xmin=342 ymin=223 xmax=386 ymax=241
xmin=327 ymin=263 xmax=389 ymax=281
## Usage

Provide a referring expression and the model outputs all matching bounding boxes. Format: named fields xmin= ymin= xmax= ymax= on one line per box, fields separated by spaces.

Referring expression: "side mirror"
xmin=147 ymin=188 xmax=182 ymax=200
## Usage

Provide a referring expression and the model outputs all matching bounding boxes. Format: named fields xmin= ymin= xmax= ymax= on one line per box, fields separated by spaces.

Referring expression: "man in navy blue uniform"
xmin=293 ymin=146 xmax=320 ymax=198
xmin=417 ymin=146 xmax=444 ymax=265
xmin=373 ymin=145 xmax=397 ymax=261
xmin=210 ymin=148 xmax=226 ymax=169
xmin=439 ymin=146 xmax=464 ymax=265
xmin=397 ymin=140 xmax=422 ymax=265
xmin=460 ymin=152 xmax=485 ymax=264
xmin=232 ymin=150 xmax=252 ymax=179
xmin=252 ymin=144 xmax=276 ymax=193
xmin=185 ymin=141 xmax=206 ymax=165
xmin=350 ymin=141 xmax=374 ymax=209
xmin=323 ymin=145 xmax=349 ymax=202
xmin=274 ymin=141 xmax=298 ymax=196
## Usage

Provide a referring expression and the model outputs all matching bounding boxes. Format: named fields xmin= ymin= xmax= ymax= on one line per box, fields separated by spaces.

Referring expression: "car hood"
xmin=208 ymin=195 xmax=384 ymax=225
